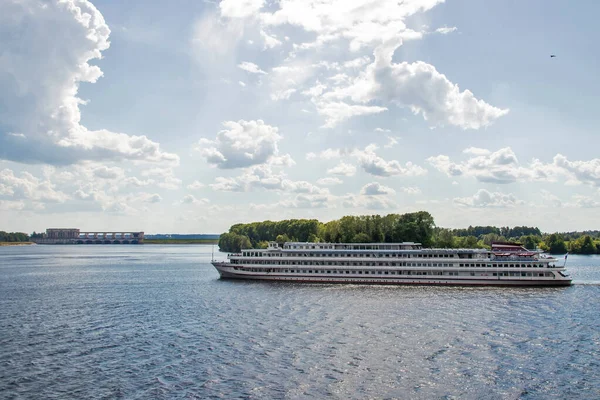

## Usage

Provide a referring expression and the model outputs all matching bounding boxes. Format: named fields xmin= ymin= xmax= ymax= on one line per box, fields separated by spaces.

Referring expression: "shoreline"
xmin=0 ymin=242 xmax=35 ymax=246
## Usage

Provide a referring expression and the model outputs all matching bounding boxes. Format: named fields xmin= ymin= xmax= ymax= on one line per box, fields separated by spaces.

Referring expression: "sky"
xmin=1 ymin=0 xmax=600 ymax=234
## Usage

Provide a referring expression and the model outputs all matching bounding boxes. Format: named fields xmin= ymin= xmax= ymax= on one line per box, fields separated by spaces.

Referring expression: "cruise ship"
xmin=211 ymin=241 xmax=572 ymax=286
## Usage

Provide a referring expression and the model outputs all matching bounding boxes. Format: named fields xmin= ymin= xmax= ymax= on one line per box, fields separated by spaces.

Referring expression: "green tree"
xmin=522 ymin=235 xmax=539 ymax=250
xmin=544 ymin=233 xmax=568 ymax=254
xmin=352 ymin=232 xmax=370 ymax=243
xmin=434 ymin=228 xmax=455 ymax=248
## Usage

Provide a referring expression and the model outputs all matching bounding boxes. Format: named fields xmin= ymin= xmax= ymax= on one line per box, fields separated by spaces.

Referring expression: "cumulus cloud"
xmin=426 ymin=147 xmax=595 ymax=185
xmin=261 ymin=0 xmax=443 ymax=51
xmin=238 ymin=61 xmax=267 ymax=74
xmin=552 ymin=154 xmax=600 ymax=187
xmin=0 ymin=169 xmax=68 ymax=203
xmin=354 ymin=144 xmax=427 ymax=177
xmin=279 ymin=193 xmax=331 ymax=209
xmin=197 ymin=120 xmax=293 ymax=169
xmin=343 ymin=194 xmax=397 ymax=210
xmin=313 ymin=99 xmax=387 ymax=128
xmin=435 ymin=26 xmax=457 ymax=34
xmin=400 ymin=186 xmax=422 ymax=195
xmin=327 ymin=162 xmax=357 ymax=176
xmin=428 ymin=147 xmax=535 ymax=184
xmin=220 ymin=0 xmax=265 ymax=19
xmin=306 ymin=148 xmax=347 ymax=160
xmin=181 ymin=194 xmax=210 ymax=205
xmin=208 ymin=165 xmax=329 ymax=197
xmin=454 ymin=189 xmax=523 ymax=208
xmin=360 ymin=182 xmax=396 ymax=196
xmin=0 ymin=0 xmax=178 ymax=165
xmin=317 ymin=177 xmax=343 ymax=186
xmin=187 ymin=181 xmax=205 ymax=190
xmin=323 ymin=42 xmax=509 ymax=129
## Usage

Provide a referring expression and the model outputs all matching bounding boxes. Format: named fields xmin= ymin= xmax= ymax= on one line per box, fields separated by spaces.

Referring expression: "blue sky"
xmin=1 ymin=0 xmax=599 ymax=234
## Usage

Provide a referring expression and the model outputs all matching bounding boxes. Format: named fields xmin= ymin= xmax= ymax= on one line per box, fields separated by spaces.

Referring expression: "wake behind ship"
xmin=211 ymin=241 xmax=572 ymax=286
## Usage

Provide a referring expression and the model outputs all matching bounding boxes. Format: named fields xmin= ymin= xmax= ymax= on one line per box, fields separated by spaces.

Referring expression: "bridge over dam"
xmin=33 ymin=229 xmax=144 ymax=244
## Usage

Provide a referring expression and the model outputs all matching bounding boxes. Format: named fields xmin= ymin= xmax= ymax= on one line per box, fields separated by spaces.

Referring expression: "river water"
xmin=1 ymin=245 xmax=599 ymax=399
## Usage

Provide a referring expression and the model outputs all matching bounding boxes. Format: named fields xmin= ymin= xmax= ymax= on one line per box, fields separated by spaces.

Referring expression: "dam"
xmin=32 ymin=229 xmax=144 ymax=244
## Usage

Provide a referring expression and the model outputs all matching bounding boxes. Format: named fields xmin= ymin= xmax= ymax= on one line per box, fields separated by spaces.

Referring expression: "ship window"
xmin=385 ymin=271 xmax=389 ymax=275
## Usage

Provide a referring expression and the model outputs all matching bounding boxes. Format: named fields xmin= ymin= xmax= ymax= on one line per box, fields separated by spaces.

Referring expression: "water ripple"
xmin=1 ymin=246 xmax=599 ymax=399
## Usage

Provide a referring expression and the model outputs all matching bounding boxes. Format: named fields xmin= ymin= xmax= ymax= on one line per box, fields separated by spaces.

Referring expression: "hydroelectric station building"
xmin=33 ymin=229 xmax=144 ymax=244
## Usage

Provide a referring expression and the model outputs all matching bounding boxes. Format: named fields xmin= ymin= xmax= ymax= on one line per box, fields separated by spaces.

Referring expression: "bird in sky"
xmin=550 ymin=55 xmax=557 ymax=58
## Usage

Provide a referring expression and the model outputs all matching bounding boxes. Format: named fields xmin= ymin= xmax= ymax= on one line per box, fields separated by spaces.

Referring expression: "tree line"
xmin=218 ymin=212 xmax=600 ymax=255
xmin=0 ymin=231 xmax=30 ymax=242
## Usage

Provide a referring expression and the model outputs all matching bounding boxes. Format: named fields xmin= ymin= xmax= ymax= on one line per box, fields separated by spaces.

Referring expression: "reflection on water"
xmin=1 ymin=246 xmax=599 ymax=399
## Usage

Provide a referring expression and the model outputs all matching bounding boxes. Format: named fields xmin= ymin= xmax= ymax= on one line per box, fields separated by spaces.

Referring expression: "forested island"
xmin=218 ymin=211 xmax=600 ymax=255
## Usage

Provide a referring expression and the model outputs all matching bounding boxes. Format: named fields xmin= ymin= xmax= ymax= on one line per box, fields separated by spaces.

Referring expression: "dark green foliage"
xmin=543 ymin=233 xmax=568 ymax=254
xmin=569 ymin=235 xmax=596 ymax=254
xmin=0 ymin=231 xmax=30 ymax=242
xmin=218 ymin=232 xmax=252 ymax=253
xmin=217 ymin=214 xmax=600 ymax=254
xmin=521 ymin=235 xmax=539 ymax=250
xmin=218 ymin=212 xmax=436 ymax=251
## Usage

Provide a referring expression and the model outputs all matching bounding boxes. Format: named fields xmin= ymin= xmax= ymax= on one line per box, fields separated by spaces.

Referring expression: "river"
xmin=1 ymin=245 xmax=599 ymax=399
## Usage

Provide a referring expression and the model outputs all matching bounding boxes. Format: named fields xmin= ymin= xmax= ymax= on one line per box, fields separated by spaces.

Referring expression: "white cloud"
xmin=238 ymin=61 xmax=267 ymax=74
xmin=317 ymin=177 xmax=343 ymax=186
xmin=93 ymin=166 xmax=125 ymax=180
xmin=552 ymin=154 xmax=600 ymax=187
xmin=454 ymin=189 xmax=523 ymax=208
xmin=220 ymin=0 xmax=265 ymax=19
xmin=0 ymin=0 xmax=178 ymax=165
xmin=313 ymin=99 xmax=387 ymax=128
xmin=327 ymin=162 xmax=357 ymax=176
xmin=400 ymin=186 xmax=422 ymax=195
xmin=567 ymin=195 xmax=600 ymax=208
xmin=427 ymin=147 xmax=579 ymax=184
xmin=343 ymin=194 xmax=397 ymax=210
xmin=181 ymin=194 xmax=210 ymax=205
xmin=435 ymin=26 xmax=457 ymax=34
xmin=260 ymin=29 xmax=282 ymax=49
xmin=239 ymin=81 xmax=247 ymax=87
xmin=260 ymin=0 xmax=444 ymax=51
xmin=0 ymin=169 xmax=68 ymax=203
xmin=306 ymin=148 xmax=346 ymax=160
xmin=282 ymin=180 xmax=329 ymax=195
xmin=361 ymin=182 xmax=395 ymax=195
xmin=140 ymin=193 xmax=162 ymax=203
xmin=384 ymin=136 xmax=399 ymax=148
xmin=323 ymin=43 xmax=509 ymax=129
xmin=197 ymin=120 xmax=292 ymax=169
xmin=187 ymin=181 xmax=205 ymax=190
xmin=463 ymin=147 xmax=491 ymax=156
xmin=354 ymin=144 xmax=426 ymax=177
xmin=0 ymin=200 xmax=25 ymax=211
xmin=279 ymin=193 xmax=331 ymax=209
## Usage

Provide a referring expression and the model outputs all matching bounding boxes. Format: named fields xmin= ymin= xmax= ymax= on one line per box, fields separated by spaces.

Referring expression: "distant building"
xmin=32 ymin=229 xmax=144 ymax=244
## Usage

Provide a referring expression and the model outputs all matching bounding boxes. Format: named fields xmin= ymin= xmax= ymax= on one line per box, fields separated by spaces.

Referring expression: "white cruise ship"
xmin=211 ymin=241 xmax=572 ymax=286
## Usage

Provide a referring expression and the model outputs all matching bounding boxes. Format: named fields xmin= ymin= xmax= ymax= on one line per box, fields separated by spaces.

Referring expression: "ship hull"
xmin=213 ymin=264 xmax=572 ymax=287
